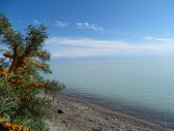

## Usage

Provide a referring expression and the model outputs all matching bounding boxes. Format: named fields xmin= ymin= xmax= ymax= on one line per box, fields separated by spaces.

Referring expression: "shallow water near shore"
xmin=49 ymin=57 xmax=174 ymax=128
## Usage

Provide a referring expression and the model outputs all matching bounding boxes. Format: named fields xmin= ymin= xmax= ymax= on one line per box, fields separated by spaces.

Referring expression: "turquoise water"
xmin=49 ymin=57 xmax=174 ymax=127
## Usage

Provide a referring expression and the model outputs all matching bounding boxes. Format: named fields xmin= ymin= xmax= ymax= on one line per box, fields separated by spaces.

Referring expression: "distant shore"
xmin=45 ymin=94 xmax=173 ymax=131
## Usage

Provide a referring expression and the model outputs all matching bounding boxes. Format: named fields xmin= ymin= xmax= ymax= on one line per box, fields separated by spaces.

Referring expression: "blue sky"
xmin=1 ymin=0 xmax=174 ymax=59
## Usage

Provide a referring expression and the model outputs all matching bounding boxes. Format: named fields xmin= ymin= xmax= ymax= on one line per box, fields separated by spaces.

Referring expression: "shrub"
xmin=0 ymin=13 xmax=65 ymax=130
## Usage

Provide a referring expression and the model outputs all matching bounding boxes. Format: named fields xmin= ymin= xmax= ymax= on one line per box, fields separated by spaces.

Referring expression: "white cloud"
xmin=76 ymin=22 xmax=104 ymax=32
xmin=33 ymin=19 xmax=40 ymax=24
xmin=144 ymin=36 xmax=174 ymax=43
xmin=56 ymin=21 xmax=70 ymax=27
xmin=45 ymin=37 xmax=174 ymax=58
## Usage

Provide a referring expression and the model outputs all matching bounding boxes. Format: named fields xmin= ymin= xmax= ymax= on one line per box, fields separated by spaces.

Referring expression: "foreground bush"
xmin=0 ymin=13 xmax=65 ymax=130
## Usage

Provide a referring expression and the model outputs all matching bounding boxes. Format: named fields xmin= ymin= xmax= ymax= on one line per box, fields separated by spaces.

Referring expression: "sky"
xmin=1 ymin=0 xmax=174 ymax=59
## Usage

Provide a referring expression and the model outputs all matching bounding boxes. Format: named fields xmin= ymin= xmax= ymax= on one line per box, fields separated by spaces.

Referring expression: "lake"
xmin=49 ymin=57 xmax=174 ymax=128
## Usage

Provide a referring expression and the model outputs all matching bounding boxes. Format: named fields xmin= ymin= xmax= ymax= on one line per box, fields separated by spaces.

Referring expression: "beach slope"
xmin=45 ymin=95 xmax=173 ymax=131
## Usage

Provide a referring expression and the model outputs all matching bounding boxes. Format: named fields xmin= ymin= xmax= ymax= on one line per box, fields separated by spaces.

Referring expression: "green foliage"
xmin=0 ymin=13 xmax=64 ymax=131
xmin=44 ymin=80 xmax=65 ymax=100
xmin=12 ymin=117 xmax=49 ymax=131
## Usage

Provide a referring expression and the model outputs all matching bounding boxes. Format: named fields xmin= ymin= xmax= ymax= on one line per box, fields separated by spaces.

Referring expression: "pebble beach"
xmin=45 ymin=95 xmax=174 ymax=131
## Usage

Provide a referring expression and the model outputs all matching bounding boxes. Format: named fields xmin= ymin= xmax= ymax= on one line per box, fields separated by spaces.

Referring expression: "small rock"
xmin=93 ymin=129 xmax=101 ymax=131
xmin=62 ymin=120 xmax=66 ymax=123
xmin=57 ymin=109 xmax=64 ymax=114
xmin=105 ymin=117 xmax=109 ymax=120
xmin=111 ymin=126 xmax=114 ymax=129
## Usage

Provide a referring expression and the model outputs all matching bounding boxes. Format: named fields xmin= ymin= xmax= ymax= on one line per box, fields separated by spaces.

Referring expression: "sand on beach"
xmin=44 ymin=94 xmax=174 ymax=131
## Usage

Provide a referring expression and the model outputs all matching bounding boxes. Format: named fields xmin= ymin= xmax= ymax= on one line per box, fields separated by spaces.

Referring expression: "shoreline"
xmin=45 ymin=94 xmax=174 ymax=131
xmin=64 ymin=91 xmax=174 ymax=128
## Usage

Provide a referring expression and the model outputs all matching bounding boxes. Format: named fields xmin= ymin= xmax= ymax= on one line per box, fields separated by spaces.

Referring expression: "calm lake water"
xmin=49 ymin=57 xmax=174 ymax=128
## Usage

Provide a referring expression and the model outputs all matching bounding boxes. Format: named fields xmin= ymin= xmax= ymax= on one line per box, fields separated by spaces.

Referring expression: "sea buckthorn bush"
xmin=0 ymin=13 xmax=65 ymax=131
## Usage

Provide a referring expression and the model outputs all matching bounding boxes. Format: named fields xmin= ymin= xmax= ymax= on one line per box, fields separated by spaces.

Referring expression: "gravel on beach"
xmin=44 ymin=95 xmax=174 ymax=131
